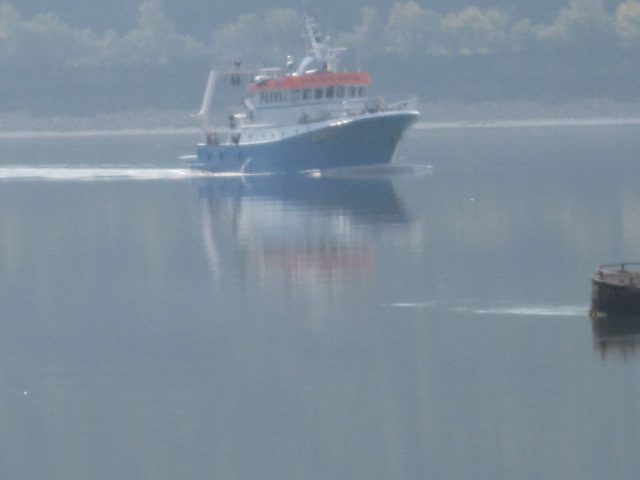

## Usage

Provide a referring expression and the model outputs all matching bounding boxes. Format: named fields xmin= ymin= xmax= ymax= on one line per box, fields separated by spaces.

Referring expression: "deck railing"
xmin=598 ymin=263 xmax=640 ymax=272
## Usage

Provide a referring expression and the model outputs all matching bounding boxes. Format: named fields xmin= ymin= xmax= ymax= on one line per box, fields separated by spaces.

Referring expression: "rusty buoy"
xmin=591 ymin=263 xmax=640 ymax=317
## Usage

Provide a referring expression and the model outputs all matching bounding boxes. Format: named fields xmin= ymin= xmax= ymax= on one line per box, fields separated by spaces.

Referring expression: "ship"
xmin=191 ymin=12 xmax=419 ymax=174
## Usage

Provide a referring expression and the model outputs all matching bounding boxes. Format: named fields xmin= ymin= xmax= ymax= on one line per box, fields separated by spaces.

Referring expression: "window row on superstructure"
xmin=258 ymin=85 xmax=367 ymax=105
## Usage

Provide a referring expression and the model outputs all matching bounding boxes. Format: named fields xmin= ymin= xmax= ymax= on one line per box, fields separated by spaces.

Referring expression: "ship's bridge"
xmin=246 ymin=72 xmax=372 ymax=125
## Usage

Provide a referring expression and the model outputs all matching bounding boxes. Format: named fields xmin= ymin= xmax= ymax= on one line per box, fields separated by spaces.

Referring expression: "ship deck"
xmin=593 ymin=263 xmax=640 ymax=289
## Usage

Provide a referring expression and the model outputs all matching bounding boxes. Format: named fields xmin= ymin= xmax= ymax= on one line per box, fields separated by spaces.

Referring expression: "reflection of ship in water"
xmin=196 ymin=175 xmax=415 ymax=287
xmin=592 ymin=315 xmax=640 ymax=359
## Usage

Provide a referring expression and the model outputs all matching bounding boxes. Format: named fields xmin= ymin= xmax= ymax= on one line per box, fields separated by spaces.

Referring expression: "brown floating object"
xmin=591 ymin=263 xmax=640 ymax=317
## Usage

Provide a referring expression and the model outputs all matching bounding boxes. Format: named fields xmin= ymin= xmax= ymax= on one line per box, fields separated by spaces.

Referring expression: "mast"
xmin=296 ymin=11 xmax=344 ymax=75
xmin=305 ymin=12 xmax=327 ymax=66
xmin=195 ymin=70 xmax=217 ymax=137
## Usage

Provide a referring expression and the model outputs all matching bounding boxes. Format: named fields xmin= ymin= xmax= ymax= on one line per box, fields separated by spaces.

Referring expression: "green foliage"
xmin=4 ymin=0 xmax=640 ymax=69
xmin=210 ymin=8 xmax=301 ymax=67
xmin=4 ymin=0 xmax=640 ymax=109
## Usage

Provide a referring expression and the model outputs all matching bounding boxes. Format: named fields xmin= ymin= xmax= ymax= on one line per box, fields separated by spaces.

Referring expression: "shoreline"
xmin=3 ymin=100 xmax=640 ymax=138
xmin=2 ymin=117 xmax=640 ymax=140
xmin=415 ymin=116 xmax=640 ymax=130
xmin=0 ymin=127 xmax=200 ymax=140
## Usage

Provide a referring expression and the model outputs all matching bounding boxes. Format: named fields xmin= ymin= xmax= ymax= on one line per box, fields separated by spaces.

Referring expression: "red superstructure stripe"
xmin=249 ymin=72 xmax=371 ymax=91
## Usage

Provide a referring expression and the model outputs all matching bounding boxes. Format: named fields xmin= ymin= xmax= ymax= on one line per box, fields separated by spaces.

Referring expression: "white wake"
xmin=453 ymin=305 xmax=586 ymax=317
xmin=0 ymin=166 xmax=215 ymax=181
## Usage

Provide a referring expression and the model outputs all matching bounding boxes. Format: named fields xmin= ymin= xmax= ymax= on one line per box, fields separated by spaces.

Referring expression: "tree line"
xmin=2 ymin=0 xmax=640 ymax=68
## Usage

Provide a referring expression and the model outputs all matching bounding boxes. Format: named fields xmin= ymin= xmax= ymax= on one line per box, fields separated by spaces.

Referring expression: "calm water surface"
xmin=1 ymin=124 xmax=640 ymax=479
